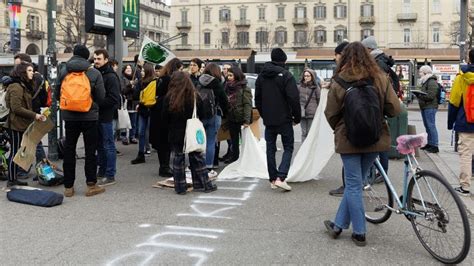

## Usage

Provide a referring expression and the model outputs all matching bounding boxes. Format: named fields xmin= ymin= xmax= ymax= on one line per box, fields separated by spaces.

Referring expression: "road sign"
xmin=123 ymin=0 xmax=139 ymax=38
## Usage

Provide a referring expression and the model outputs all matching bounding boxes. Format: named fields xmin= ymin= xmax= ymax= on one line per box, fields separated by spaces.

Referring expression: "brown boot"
xmin=85 ymin=183 xmax=105 ymax=197
xmin=64 ymin=187 xmax=74 ymax=197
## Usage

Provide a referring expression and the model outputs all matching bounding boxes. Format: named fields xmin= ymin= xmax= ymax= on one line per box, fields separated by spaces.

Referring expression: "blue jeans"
xmin=138 ymin=114 xmax=149 ymax=153
xmin=128 ymin=112 xmax=137 ymax=140
xmin=421 ymin=108 xmax=439 ymax=147
xmin=97 ymin=121 xmax=116 ymax=178
xmin=265 ymin=123 xmax=294 ymax=182
xmin=202 ymin=115 xmax=221 ymax=168
xmin=335 ymin=152 xmax=378 ymax=235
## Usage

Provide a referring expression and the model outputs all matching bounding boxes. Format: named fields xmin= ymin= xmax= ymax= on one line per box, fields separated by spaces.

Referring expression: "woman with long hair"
xmin=149 ymin=58 xmax=184 ymax=177
xmin=298 ymin=68 xmax=321 ymax=142
xmin=162 ymin=71 xmax=217 ymax=194
xmin=324 ymin=42 xmax=401 ymax=246
xmin=224 ymin=66 xmax=252 ymax=163
xmin=5 ymin=62 xmax=46 ymax=186
xmin=121 ymin=64 xmax=138 ymax=145
xmin=131 ymin=62 xmax=156 ymax=164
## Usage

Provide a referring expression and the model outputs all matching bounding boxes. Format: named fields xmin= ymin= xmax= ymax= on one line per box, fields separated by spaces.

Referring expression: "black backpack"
xmin=196 ymin=84 xmax=216 ymax=119
xmin=375 ymin=53 xmax=400 ymax=93
xmin=333 ymin=76 xmax=383 ymax=147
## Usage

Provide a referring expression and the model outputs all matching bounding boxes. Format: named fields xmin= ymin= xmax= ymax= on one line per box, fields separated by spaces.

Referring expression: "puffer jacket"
xmin=5 ymin=79 xmax=36 ymax=131
xmin=448 ymin=64 xmax=474 ymax=132
xmin=418 ymin=75 xmax=439 ymax=110
xmin=298 ymin=69 xmax=321 ymax=119
xmin=324 ymin=72 xmax=401 ymax=154
xmin=225 ymin=80 xmax=253 ymax=124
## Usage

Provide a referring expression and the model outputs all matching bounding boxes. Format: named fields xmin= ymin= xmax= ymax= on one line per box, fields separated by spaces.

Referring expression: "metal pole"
xmin=106 ymin=0 xmax=123 ymax=69
xmin=47 ymin=0 xmax=58 ymax=161
xmin=460 ymin=0 xmax=468 ymax=62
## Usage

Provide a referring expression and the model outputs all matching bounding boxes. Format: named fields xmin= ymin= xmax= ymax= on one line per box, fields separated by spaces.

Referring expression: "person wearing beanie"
xmin=56 ymin=44 xmax=106 ymax=197
xmin=334 ymin=41 xmax=349 ymax=64
xmin=255 ymin=48 xmax=300 ymax=191
xmin=414 ymin=65 xmax=439 ymax=153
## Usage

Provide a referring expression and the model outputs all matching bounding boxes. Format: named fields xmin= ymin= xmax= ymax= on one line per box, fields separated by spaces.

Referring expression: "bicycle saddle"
xmin=396 ymin=133 xmax=428 ymax=155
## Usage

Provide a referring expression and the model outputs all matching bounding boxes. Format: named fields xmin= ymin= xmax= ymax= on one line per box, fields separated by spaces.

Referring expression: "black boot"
xmin=131 ymin=152 xmax=145 ymax=164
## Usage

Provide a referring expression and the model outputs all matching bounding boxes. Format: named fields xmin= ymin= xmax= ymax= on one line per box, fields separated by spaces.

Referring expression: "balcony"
xmin=293 ymin=42 xmax=309 ymax=48
xmin=292 ymin=18 xmax=308 ymax=25
xmin=176 ymin=44 xmax=192 ymax=50
xmin=26 ymin=30 xmax=45 ymax=40
xmin=388 ymin=42 xmax=426 ymax=49
xmin=234 ymin=43 xmax=249 ymax=49
xmin=234 ymin=19 xmax=251 ymax=27
xmin=359 ymin=16 xmax=375 ymax=25
xmin=397 ymin=13 xmax=417 ymax=22
xmin=176 ymin=21 xmax=191 ymax=29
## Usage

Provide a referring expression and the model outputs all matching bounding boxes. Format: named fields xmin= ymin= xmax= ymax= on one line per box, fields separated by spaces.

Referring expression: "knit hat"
xmin=419 ymin=65 xmax=433 ymax=75
xmin=361 ymin=36 xmax=378 ymax=50
xmin=334 ymin=41 xmax=349 ymax=55
xmin=271 ymin=48 xmax=287 ymax=63
xmin=73 ymin=44 xmax=90 ymax=60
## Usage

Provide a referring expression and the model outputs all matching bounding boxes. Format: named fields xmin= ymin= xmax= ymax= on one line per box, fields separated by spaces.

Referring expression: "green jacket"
xmin=227 ymin=86 xmax=253 ymax=124
xmin=418 ymin=76 xmax=439 ymax=110
xmin=6 ymin=81 xmax=36 ymax=132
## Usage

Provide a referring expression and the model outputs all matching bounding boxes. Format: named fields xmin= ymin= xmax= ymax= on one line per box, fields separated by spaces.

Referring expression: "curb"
xmin=425 ymin=151 xmax=474 ymax=215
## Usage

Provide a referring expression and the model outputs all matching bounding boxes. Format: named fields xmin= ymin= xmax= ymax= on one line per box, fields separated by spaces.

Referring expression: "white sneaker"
xmin=270 ymin=182 xmax=277 ymax=189
xmin=275 ymin=180 xmax=291 ymax=191
xmin=208 ymin=170 xmax=218 ymax=179
xmin=185 ymin=167 xmax=192 ymax=178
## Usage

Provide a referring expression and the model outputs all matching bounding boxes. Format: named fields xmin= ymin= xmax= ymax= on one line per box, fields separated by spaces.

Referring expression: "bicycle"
xmin=362 ymin=133 xmax=471 ymax=264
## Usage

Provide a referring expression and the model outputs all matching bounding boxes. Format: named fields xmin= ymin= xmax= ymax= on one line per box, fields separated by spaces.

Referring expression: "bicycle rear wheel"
xmin=407 ymin=170 xmax=471 ymax=264
xmin=363 ymin=164 xmax=393 ymax=224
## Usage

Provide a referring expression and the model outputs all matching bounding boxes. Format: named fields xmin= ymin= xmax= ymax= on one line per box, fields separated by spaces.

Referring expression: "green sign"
xmin=123 ymin=0 xmax=139 ymax=38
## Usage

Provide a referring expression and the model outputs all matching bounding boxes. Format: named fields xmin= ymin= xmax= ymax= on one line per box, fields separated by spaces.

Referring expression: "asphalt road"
xmin=0 ymin=110 xmax=473 ymax=265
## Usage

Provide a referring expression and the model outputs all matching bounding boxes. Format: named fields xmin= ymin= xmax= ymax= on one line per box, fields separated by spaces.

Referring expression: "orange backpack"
xmin=60 ymin=70 xmax=92 ymax=112
xmin=465 ymin=84 xmax=474 ymax=123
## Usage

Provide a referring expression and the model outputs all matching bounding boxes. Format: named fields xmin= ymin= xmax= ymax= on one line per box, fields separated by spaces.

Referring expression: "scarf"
xmin=419 ymin=74 xmax=432 ymax=85
xmin=225 ymin=80 xmax=247 ymax=106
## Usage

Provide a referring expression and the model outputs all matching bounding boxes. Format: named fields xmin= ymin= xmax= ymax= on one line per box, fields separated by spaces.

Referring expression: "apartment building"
xmin=169 ymin=0 xmax=473 ymax=51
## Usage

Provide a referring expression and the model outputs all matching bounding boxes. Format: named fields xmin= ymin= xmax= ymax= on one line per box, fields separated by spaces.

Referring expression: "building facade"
xmin=169 ymin=0 xmax=474 ymax=51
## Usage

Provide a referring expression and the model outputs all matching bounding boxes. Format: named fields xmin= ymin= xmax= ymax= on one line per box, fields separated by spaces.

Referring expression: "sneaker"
xmin=97 ymin=177 xmax=116 ymax=187
xmin=208 ymin=170 xmax=218 ymax=179
xmin=329 ymin=186 xmax=344 ymax=197
xmin=274 ymin=179 xmax=292 ymax=191
xmin=454 ymin=186 xmax=471 ymax=197
xmin=270 ymin=182 xmax=277 ymax=189
xmin=351 ymin=233 xmax=367 ymax=247
xmin=64 ymin=187 xmax=74 ymax=197
xmin=7 ymin=180 xmax=28 ymax=187
xmin=324 ymin=220 xmax=342 ymax=239
xmin=145 ymin=149 xmax=152 ymax=156
xmin=204 ymin=182 xmax=218 ymax=193
xmin=85 ymin=184 xmax=105 ymax=197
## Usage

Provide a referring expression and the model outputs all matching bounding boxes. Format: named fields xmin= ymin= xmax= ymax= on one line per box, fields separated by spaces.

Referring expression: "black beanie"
xmin=334 ymin=41 xmax=349 ymax=55
xmin=271 ymin=48 xmax=287 ymax=63
xmin=73 ymin=44 xmax=90 ymax=60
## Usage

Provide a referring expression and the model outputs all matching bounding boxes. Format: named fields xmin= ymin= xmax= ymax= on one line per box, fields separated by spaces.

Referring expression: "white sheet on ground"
xmin=218 ymin=127 xmax=269 ymax=180
xmin=286 ymin=88 xmax=334 ymax=182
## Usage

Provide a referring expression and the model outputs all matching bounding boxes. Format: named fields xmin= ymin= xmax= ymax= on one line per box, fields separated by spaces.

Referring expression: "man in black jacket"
xmin=255 ymin=48 xmax=300 ymax=191
xmin=93 ymin=49 xmax=121 ymax=187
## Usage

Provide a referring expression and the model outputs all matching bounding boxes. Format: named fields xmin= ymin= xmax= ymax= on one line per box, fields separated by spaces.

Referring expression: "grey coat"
xmin=298 ymin=70 xmax=321 ymax=119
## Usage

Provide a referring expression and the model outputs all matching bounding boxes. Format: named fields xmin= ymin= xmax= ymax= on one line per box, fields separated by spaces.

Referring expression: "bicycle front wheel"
xmin=363 ymin=164 xmax=393 ymax=224
xmin=407 ymin=170 xmax=471 ymax=264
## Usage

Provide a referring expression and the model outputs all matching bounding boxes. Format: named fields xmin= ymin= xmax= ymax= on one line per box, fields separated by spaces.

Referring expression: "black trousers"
xmin=63 ymin=121 xmax=98 ymax=188
xmin=228 ymin=122 xmax=242 ymax=161
xmin=8 ymin=129 xmax=23 ymax=182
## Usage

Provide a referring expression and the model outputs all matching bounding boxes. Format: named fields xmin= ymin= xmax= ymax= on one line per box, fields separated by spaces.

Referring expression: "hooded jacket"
xmin=298 ymin=69 xmax=321 ymax=119
xmin=325 ymin=71 xmax=401 ymax=154
xmin=57 ymin=55 xmax=105 ymax=121
xmin=225 ymin=80 xmax=253 ymax=124
xmin=198 ymin=73 xmax=229 ymax=117
xmin=417 ymin=75 xmax=439 ymax=110
xmin=255 ymin=61 xmax=301 ymax=126
xmin=5 ymin=78 xmax=36 ymax=131
xmin=97 ymin=63 xmax=121 ymax=122
xmin=448 ymin=64 xmax=474 ymax=132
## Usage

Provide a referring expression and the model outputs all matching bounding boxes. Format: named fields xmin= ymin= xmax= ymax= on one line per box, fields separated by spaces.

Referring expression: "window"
xmin=361 ymin=29 xmax=374 ymax=40
xmin=360 ymin=4 xmax=374 ymax=16
xmin=277 ymin=6 xmax=285 ymax=20
xmin=258 ymin=8 xmax=265 ymax=20
xmin=403 ymin=0 xmax=410 ymax=13
xmin=237 ymin=32 xmax=249 ymax=45
xmin=275 ymin=28 xmax=287 ymax=45
xmin=204 ymin=10 xmax=210 ymax=23
xmin=220 ymin=9 xmax=231 ymax=21
xmin=432 ymin=0 xmax=440 ymax=13
xmin=221 ymin=31 xmax=229 ymax=45
xmin=5 ymin=11 xmax=9 ymax=27
xmin=204 ymin=32 xmax=211 ymax=45
xmin=315 ymin=29 xmax=326 ymax=43
xmin=256 ymin=30 xmax=268 ymax=44
xmin=432 ymin=27 xmax=440 ymax=43
xmin=334 ymin=5 xmax=347 ymax=19
xmin=314 ymin=6 xmax=326 ymax=19
xmin=240 ymin=8 xmax=246 ymax=20
xmin=153 ymin=17 xmax=156 ymax=26
xmin=27 ymin=14 xmax=40 ymax=31
xmin=295 ymin=6 xmax=306 ymax=18
xmin=181 ymin=10 xmax=188 ymax=23
xmin=404 ymin=28 xmax=411 ymax=43
xmin=334 ymin=28 xmax=347 ymax=43
xmin=294 ymin=30 xmax=307 ymax=44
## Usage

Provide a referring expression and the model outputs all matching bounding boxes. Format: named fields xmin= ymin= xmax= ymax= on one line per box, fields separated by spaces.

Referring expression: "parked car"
xmin=245 ymin=73 xmax=257 ymax=107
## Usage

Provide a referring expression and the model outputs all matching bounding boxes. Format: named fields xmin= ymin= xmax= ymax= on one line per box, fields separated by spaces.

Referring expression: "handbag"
xmin=117 ymin=96 xmax=132 ymax=130
xmin=183 ymin=96 xmax=207 ymax=154
xmin=302 ymin=88 xmax=317 ymax=118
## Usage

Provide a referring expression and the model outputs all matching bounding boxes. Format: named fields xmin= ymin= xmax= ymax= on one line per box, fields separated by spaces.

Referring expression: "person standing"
xmin=448 ymin=48 xmax=474 ymax=197
xmin=255 ymin=48 xmax=300 ymax=191
xmin=57 ymin=45 xmax=106 ymax=197
xmin=189 ymin=58 xmax=204 ymax=88
xmin=162 ymin=71 xmax=217 ymax=194
xmin=298 ymin=68 xmax=321 ymax=142
xmin=324 ymin=42 xmax=401 ymax=246
xmin=93 ymin=49 xmax=121 ymax=187
xmin=416 ymin=65 xmax=440 ymax=153
xmin=5 ymin=62 xmax=46 ymax=187
xmin=121 ymin=64 xmax=138 ymax=145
